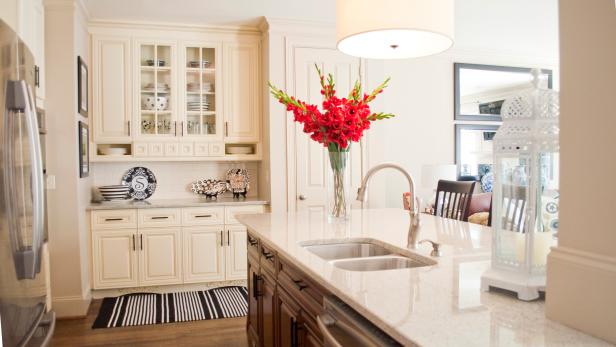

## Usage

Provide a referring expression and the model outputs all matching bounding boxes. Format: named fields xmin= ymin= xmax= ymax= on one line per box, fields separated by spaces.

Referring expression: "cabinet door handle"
xmin=181 ymin=121 xmax=184 ymax=136
xmin=194 ymin=214 xmax=212 ymax=218
xmin=151 ymin=216 xmax=169 ymax=220
xmin=128 ymin=120 xmax=131 ymax=136
xmin=140 ymin=234 xmax=143 ymax=250
xmin=220 ymin=230 xmax=223 ymax=247
xmin=104 ymin=218 xmax=124 ymax=222
xmin=291 ymin=317 xmax=298 ymax=347
xmin=227 ymin=230 xmax=230 ymax=246
xmin=34 ymin=66 xmax=40 ymax=87
xmin=174 ymin=121 xmax=177 ymax=136
xmin=225 ymin=121 xmax=228 ymax=137
xmin=132 ymin=234 xmax=136 ymax=251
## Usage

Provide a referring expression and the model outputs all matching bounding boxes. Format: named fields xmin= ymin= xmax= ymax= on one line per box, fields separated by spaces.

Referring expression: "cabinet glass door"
xmin=139 ymin=43 xmax=175 ymax=136
xmin=184 ymin=46 xmax=217 ymax=137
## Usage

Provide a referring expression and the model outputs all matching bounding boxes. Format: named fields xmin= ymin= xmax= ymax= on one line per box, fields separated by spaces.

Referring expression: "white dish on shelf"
xmin=226 ymin=146 xmax=254 ymax=155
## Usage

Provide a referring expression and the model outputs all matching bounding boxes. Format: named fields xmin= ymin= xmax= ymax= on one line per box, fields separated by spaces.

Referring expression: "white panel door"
xmin=183 ymin=226 xmax=225 ymax=283
xmin=225 ymin=225 xmax=247 ymax=280
xmin=292 ymin=47 xmax=363 ymax=214
xmin=139 ymin=227 xmax=182 ymax=285
xmin=223 ymin=41 xmax=260 ymax=142
xmin=92 ymin=35 xmax=132 ymax=143
xmin=92 ymin=230 xmax=138 ymax=289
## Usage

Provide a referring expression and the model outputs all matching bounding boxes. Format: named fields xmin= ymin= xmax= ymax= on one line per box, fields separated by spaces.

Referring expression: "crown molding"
xmin=260 ymin=17 xmax=335 ymax=36
xmin=87 ymin=19 xmax=262 ymax=35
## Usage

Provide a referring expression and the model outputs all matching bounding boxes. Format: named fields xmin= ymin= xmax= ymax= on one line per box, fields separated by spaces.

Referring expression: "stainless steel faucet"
xmin=356 ymin=163 xmax=422 ymax=249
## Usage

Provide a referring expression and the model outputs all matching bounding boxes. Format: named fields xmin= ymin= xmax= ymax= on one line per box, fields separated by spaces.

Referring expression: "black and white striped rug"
xmin=92 ymin=286 xmax=247 ymax=329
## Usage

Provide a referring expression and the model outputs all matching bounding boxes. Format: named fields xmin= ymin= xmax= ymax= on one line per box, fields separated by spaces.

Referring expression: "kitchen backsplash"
xmin=91 ymin=162 xmax=259 ymax=200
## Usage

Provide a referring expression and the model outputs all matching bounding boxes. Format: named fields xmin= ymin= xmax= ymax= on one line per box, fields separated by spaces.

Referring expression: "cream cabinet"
xmin=92 ymin=35 xmax=132 ymax=143
xmin=139 ymin=227 xmax=183 ymax=285
xmin=90 ymin=205 xmax=264 ymax=289
xmin=183 ymin=226 xmax=225 ymax=283
xmin=223 ymin=41 xmax=260 ymax=143
xmin=89 ymin=23 xmax=262 ymax=161
xmin=92 ymin=229 xmax=139 ymax=289
xmin=225 ymin=225 xmax=248 ymax=280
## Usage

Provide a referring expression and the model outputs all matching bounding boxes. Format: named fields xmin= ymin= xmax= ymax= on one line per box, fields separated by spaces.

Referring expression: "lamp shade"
xmin=336 ymin=0 xmax=454 ymax=59
xmin=421 ymin=164 xmax=457 ymax=189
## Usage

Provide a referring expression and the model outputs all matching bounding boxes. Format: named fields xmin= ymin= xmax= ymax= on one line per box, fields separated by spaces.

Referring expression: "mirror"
xmin=454 ymin=63 xmax=553 ymax=121
xmin=455 ymin=124 xmax=500 ymax=182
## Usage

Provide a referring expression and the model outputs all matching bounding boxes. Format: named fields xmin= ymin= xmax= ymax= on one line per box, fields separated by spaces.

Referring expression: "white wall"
xmin=368 ymin=0 xmax=560 ymax=208
xmin=92 ymin=162 xmax=260 ymax=200
xmin=44 ymin=0 xmax=92 ymax=317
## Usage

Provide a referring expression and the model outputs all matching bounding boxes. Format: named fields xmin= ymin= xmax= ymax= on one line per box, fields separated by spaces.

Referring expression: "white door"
xmin=183 ymin=226 xmax=225 ymax=283
xmin=225 ymin=225 xmax=247 ymax=280
xmin=139 ymin=227 xmax=182 ymax=285
xmin=223 ymin=41 xmax=260 ymax=142
xmin=92 ymin=230 xmax=138 ymax=289
xmin=92 ymin=35 xmax=132 ymax=143
xmin=291 ymin=47 xmax=363 ymax=214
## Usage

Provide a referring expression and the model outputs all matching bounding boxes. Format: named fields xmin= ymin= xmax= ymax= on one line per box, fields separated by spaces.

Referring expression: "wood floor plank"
xmin=51 ymin=300 xmax=249 ymax=346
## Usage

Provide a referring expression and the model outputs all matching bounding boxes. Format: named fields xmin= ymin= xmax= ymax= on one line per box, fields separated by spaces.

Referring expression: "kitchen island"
xmin=237 ymin=208 xmax=609 ymax=347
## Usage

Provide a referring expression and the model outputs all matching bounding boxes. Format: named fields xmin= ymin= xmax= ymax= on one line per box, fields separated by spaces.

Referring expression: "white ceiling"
xmin=82 ymin=0 xmax=336 ymax=27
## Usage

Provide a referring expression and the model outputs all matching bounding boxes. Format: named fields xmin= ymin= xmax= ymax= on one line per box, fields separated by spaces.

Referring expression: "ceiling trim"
xmin=259 ymin=17 xmax=335 ymax=35
xmin=87 ymin=18 xmax=262 ymax=35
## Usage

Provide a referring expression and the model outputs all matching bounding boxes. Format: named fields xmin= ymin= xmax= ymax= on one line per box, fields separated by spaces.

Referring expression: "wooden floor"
xmin=51 ymin=299 xmax=249 ymax=347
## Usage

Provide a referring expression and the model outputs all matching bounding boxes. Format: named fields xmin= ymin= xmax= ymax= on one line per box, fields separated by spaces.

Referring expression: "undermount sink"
xmin=301 ymin=239 xmax=437 ymax=272
xmin=302 ymin=242 xmax=392 ymax=260
xmin=331 ymin=256 xmax=431 ymax=272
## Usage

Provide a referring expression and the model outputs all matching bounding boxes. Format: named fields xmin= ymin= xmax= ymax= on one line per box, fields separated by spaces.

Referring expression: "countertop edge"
xmin=87 ymin=198 xmax=269 ymax=210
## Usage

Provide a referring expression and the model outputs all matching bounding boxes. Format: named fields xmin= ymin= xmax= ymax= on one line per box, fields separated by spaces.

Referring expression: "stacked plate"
xmin=98 ymin=185 xmax=130 ymax=201
xmin=187 ymin=96 xmax=210 ymax=111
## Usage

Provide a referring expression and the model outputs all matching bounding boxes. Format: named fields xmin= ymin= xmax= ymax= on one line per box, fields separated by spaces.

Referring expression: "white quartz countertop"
xmin=237 ymin=208 xmax=610 ymax=347
xmin=87 ymin=197 xmax=268 ymax=210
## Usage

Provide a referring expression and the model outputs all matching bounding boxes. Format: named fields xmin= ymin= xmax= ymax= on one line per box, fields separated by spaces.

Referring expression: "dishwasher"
xmin=318 ymin=296 xmax=404 ymax=347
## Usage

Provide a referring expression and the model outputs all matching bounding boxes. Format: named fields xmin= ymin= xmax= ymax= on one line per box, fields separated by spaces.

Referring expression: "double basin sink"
xmin=301 ymin=240 xmax=436 ymax=272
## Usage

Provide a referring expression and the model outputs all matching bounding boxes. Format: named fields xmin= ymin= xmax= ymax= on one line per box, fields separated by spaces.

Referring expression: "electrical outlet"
xmin=46 ymin=175 xmax=56 ymax=190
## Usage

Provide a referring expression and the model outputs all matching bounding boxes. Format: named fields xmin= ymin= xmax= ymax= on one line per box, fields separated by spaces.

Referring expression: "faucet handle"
xmin=419 ymin=239 xmax=442 ymax=257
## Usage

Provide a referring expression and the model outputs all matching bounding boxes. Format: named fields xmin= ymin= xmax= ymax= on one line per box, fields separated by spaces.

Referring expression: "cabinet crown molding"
xmin=259 ymin=17 xmax=335 ymax=35
xmin=88 ymin=19 xmax=262 ymax=35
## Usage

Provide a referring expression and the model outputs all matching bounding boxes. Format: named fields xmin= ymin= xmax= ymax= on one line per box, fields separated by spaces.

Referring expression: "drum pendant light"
xmin=336 ymin=0 xmax=455 ymax=59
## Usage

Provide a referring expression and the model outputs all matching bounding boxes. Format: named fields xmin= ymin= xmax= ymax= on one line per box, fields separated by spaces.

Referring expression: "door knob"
xmin=298 ymin=194 xmax=306 ymax=200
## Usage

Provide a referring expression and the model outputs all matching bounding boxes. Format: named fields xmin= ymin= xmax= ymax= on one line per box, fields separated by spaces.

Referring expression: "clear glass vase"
xmin=327 ymin=148 xmax=351 ymax=221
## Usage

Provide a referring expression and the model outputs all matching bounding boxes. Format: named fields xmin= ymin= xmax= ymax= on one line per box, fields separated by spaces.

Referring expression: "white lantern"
xmin=481 ymin=69 xmax=559 ymax=301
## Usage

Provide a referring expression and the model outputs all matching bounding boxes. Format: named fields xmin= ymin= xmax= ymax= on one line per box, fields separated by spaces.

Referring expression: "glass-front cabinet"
xmin=181 ymin=43 xmax=222 ymax=140
xmin=136 ymin=41 xmax=177 ymax=138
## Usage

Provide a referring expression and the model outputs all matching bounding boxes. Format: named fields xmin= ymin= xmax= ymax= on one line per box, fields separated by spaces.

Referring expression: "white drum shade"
xmin=336 ymin=0 xmax=454 ymax=59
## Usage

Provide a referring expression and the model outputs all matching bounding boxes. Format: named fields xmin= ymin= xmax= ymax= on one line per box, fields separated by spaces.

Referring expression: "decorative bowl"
xmin=146 ymin=59 xmax=165 ymax=67
xmin=191 ymin=179 xmax=229 ymax=199
xmin=99 ymin=147 xmax=128 ymax=156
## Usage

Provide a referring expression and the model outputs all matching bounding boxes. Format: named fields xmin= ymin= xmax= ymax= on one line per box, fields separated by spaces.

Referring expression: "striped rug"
xmin=92 ymin=286 xmax=247 ymax=329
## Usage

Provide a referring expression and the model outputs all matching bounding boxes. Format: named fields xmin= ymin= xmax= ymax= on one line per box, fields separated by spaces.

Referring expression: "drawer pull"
xmin=132 ymin=234 xmax=136 ymax=251
xmin=104 ymin=218 xmax=124 ymax=222
xmin=150 ymin=216 xmax=169 ymax=220
xmin=195 ymin=214 xmax=213 ymax=218
xmin=293 ymin=279 xmax=307 ymax=291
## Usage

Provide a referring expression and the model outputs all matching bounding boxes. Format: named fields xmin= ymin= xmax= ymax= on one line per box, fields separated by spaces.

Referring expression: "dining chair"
xmin=433 ymin=180 xmax=476 ymax=221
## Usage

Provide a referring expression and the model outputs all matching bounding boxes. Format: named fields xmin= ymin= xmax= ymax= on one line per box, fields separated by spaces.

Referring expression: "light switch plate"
xmin=46 ymin=175 xmax=56 ymax=190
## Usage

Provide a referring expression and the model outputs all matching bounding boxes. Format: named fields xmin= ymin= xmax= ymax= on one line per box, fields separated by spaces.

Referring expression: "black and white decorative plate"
xmin=121 ymin=167 xmax=157 ymax=200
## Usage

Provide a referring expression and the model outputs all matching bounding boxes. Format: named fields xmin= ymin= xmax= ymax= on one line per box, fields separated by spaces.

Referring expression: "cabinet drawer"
xmin=225 ymin=205 xmax=264 ymax=224
xmin=138 ymin=208 xmax=182 ymax=228
xmin=91 ymin=209 xmax=137 ymax=230
xmin=247 ymin=232 xmax=259 ymax=261
xmin=278 ymin=256 xmax=327 ymax=322
xmin=259 ymin=242 xmax=277 ymax=276
xmin=182 ymin=207 xmax=225 ymax=226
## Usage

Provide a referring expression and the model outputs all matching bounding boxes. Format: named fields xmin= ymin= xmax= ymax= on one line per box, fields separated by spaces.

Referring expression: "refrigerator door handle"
xmin=25 ymin=82 xmax=45 ymax=275
xmin=38 ymin=310 xmax=57 ymax=347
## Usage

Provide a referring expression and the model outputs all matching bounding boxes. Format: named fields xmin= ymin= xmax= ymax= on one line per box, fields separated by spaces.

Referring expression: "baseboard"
xmin=52 ymin=293 xmax=92 ymax=318
xmin=546 ymin=246 xmax=616 ymax=344
xmin=91 ymin=279 xmax=247 ymax=300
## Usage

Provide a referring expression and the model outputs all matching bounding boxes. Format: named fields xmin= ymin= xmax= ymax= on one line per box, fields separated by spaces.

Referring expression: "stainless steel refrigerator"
xmin=0 ymin=19 xmax=55 ymax=346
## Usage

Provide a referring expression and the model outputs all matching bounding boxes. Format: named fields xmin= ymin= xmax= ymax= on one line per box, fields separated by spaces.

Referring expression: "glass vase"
xmin=327 ymin=148 xmax=351 ymax=221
